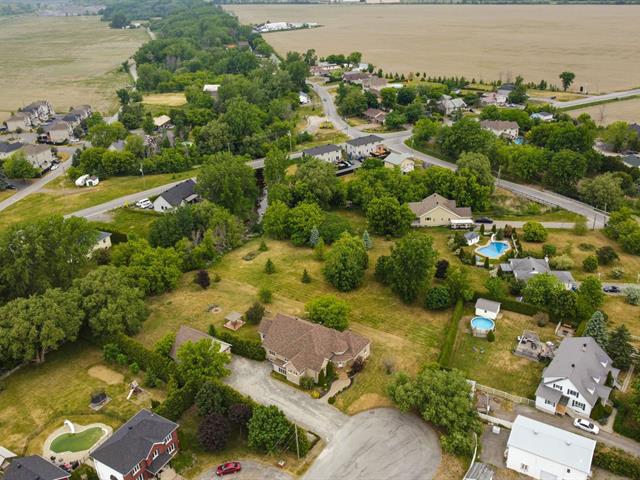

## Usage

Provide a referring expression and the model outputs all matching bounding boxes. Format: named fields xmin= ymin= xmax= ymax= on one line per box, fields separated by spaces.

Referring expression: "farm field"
xmin=226 ymin=4 xmax=640 ymax=92
xmin=0 ymin=15 xmax=147 ymax=121
xmin=568 ymin=97 xmax=640 ymax=125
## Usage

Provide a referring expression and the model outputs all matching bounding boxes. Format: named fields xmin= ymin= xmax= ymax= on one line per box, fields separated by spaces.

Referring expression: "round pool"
xmin=471 ymin=316 xmax=495 ymax=333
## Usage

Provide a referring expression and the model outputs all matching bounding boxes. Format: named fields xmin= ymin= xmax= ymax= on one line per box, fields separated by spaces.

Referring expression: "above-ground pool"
xmin=470 ymin=316 xmax=495 ymax=337
xmin=476 ymin=241 xmax=511 ymax=259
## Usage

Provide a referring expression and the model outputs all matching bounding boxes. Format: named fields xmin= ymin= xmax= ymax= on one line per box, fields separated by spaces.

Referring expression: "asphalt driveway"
xmin=225 ymin=358 xmax=442 ymax=480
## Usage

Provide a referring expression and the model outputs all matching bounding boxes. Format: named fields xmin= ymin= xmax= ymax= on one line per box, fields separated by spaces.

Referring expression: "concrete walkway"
xmin=323 ymin=373 xmax=351 ymax=403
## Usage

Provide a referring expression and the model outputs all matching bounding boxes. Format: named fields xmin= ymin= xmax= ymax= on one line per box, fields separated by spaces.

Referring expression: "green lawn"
xmin=50 ymin=427 xmax=104 ymax=453
xmin=0 ymin=169 xmax=197 ymax=229
xmin=450 ymin=309 xmax=555 ymax=398
xmin=91 ymin=207 xmax=160 ymax=239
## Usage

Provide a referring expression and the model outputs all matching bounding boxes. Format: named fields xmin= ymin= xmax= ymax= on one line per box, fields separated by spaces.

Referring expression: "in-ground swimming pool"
xmin=471 ymin=316 xmax=495 ymax=336
xmin=476 ymin=241 xmax=511 ymax=259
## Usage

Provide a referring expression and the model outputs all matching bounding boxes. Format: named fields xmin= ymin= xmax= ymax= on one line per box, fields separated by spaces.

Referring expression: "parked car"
xmin=573 ymin=418 xmax=599 ymax=435
xmin=5 ymin=184 xmax=16 ymax=190
xmin=50 ymin=164 xmax=59 ymax=171
xmin=475 ymin=217 xmax=493 ymax=224
xmin=603 ymin=285 xmax=621 ymax=293
xmin=216 ymin=462 xmax=242 ymax=476
xmin=135 ymin=198 xmax=153 ymax=209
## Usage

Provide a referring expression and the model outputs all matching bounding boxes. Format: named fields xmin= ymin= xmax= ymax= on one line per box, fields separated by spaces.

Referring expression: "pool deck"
xmin=43 ymin=422 xmax=112 ymax=464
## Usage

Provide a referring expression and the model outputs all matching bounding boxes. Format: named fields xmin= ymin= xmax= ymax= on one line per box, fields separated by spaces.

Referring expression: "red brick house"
xmin=91 ymin=410 xmax=178 ymax=480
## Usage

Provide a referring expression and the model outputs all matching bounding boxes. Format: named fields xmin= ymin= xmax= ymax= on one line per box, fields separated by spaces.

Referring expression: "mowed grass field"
xmin=568 ymin=97 xmax=640 ymax=125
xmin=0 ymin=15 xmax=147 ymax=121
xmin=227 ymin=4 xmax=640 ymax=92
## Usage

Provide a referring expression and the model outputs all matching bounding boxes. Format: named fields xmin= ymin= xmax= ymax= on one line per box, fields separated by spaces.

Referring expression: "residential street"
xmin=552 ymin=88 xmax=640 ymax=109
xmin=225 ymin=357 xmax=441 ymax=480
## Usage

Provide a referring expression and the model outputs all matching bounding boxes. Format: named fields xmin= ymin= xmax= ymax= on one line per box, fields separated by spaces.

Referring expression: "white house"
xmin=475 ymin=298 xmax=501 ymax=320
xmin=480 ymin=120 xmax=519 ymax=140
xmin=531 ymin=112 xmax=554 ymax=122
xmin=408 ymin=193 xmax=473 ymax=228
xmin=299 ymin=92 xmax=310 ymax=105
xmin=44 ymin=121 xmax=72 ymax=144
xmin=22 ymin=144 xmax=54 ymax=170
xmin=345 ymin=134 xmax=383 ymax=159
xmin=203 ymin=84 xmax=220 ymax=100
xmin=4 ymin=113 xmax=31 ymax=132
xmin=535 ymin=337 xmax=619 ymax=417
xmin=153 ymin=115 xmax=172 ymax=131
xmin=153 ymin=179 xmax=199 ymax=213
xmin=93 ymin=231 xmax=112 ymax=251
xmin=437 ymin=95 xmax=467 ymax=116
xmin=500 ymin=257 xmax=576 ymax=290
xmin=302 ymin=144 xmax=342 ymax=163
xmin=464 ymin=231 xmax=480 ymax=246
xmin=506 ymin=415 xmax=595 ymax=480
xmin=480 ymin=92 xmax=507 ymax=107
xmin=383 ymin=152 xmax=414 ymax=173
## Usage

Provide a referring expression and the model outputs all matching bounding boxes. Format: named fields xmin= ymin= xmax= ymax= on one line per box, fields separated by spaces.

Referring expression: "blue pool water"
xmin=477 ymin=241 xmax=510 ymax=259
xmin=471 ymin=316 xmax=495 ymax=332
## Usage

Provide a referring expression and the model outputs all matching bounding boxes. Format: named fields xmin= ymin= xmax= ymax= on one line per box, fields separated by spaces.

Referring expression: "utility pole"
xmin=294 ymin=424 xmax=300 ymax=460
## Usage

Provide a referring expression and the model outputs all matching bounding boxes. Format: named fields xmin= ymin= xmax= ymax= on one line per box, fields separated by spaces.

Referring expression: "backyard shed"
xmin=475 ymin=298 xmax=501 ymax=320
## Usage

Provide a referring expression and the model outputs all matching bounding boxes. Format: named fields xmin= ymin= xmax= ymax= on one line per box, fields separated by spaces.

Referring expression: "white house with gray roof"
xmin=302 ymin=144 xmax=342 ymax=163
xmin=500 ymin=257 xmax=575 ymax=290
xmin=383 ymin=152 xmax=414 ymax=173
xmin=345 ymin=134 xmax=383 ymax=159
xmin=506 ymin=415 xmax=595 ymax=480
xmin=153 ymin=179 xmax=198 ymax=213
xmin=535 ymin=337 xmax=619 ymax=417
xmin=475 ymin=298 xmax=501 ymax=320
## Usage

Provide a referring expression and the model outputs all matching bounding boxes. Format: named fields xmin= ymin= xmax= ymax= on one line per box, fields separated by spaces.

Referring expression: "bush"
xmin=301 ymin=269 xmax=311 ymax=283
xmin=108 ymin=333 xmax=176 ymax=382
xmin=349 ymin=357 xmax=365 ymax=376
xmin=549 ymin=254 xmax=574 ymax=270
xmin=611 ymin=267 xmax=625 ymax=279
xmin=593 ymin=445 xmax=640 ymax=479
xmin=129 ymin=362 xmax=140 ymax=374
xmin=300 ymin=376 xmax=315 ymax=390
xmin=624 ymin=286 xmax=640 ymax=306
xmin=209 ymin=325 xmax=266 ymax=361
xmin=154 ymin=380 xmax=197 ymax=421
xmin=596 ymin=246 xmax=619 ymax=265
xmin=245 ymin=301 xmax=265 ymax=325
xmin=583 ymin=255 xmax=598 ymax=272
xmin=374 ymin=255 xmax=393 ymax=284
xmin=258 ymin=240 xmax=268 ymax=252
xmin=590 ymin=399 xmax=613 ymax=422
xmin=195 ymin=270 xmax=210 ymax=289
xmin=522 ymin=222 xmax=548 ymax=242
xmin=328 ymin=395 xmax=336 ymax=404
xmin=534 ymin=312 xmax=549 ymax=327
xmin=198 ymin=413 xmax=231 ymax=451
xmin=305 ymin=295 xmax=350 ymax=331
xmin=103 ymin=343 xmax=120 ymax=363
xmin=424 ymin=286 xmax=451 ymax=310
xmin=486 ymin=330 xmax=495 ymax=342
xmin=435 ymin=259 xmax=449 ymax=280
xmin=264 ymin=258 xmax=276 ymax=274
xmin=542 ymin=244 xmax=557 ymax=256
xmin=213 ymin=273 xmax=221 ymax=283
xmin=439 ymin=300 xmax=464 ymax=368
xmin=259 ymin=287 xmax=273 ymax=304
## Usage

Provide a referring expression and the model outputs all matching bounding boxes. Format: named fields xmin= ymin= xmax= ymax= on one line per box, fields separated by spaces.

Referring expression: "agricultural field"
xmin=568 ymin=97 xmax=640 ymax=125
xmin=227 ymin=4 xmax=640 ymax=92
xmin=0 ymin=15 xmax=147 ymax=121
xmin=142 ymin=93 xmax=187 ymax=107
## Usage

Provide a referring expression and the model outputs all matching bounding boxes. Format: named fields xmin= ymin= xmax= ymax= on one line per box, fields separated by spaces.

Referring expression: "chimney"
xmin=571 ymin=363 xmax=575 ymax=368
xmin=583 ymin=343 xmax=587 ymax=352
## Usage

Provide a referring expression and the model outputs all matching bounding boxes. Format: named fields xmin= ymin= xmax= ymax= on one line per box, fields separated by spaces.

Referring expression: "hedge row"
xmin=613 ymin=398 xmax=640 ymax=442
xmin=593 ymin=445 xmax=640 ymax=479
xmin=438 ymin=299 xmax=464 ymax=368
xmin=209 ymin=325 xmax=266 ymax=361
xmin=472 ymin=291 xmax=548 ymax=318
xmin=154 ymin=380 xmax=197 ymax=421
xmin=109 ymin=333 xmax=177 ymax=382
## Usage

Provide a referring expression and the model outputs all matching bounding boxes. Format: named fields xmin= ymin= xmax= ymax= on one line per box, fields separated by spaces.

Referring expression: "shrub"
xmin=198 ymin=413 xmax=231 ymax=452
xmin=154 ymin=380 xmax=198 ymax=421
xmin=439 ymin=300 xmax=464 ymax=368
xmin=209 ymin=326 xmax=266 ymax=361
xmin=593 ymin=445 xmax=640 ymax=479
xmin=624 ymin=286 xmax=640 ymax=306
xmin=424 ymin=286 xmax=451 ymax=310
xmin=534 ymin=312 xmax=549 ymax=327
xmin=154 ymin=333 xmax=176 ymax=358
xmin=328 ymin=395 xmax=336 ymax=404
xmin=264 ymin=258 xmax=276 ymax=274
xmin=486 ymin=330 xmax=495 ymax=342
xmin=349 ymin=357 xmax=365 ymax=376
xmin=313 ymin=238 xmax=326 ymax=261
xmin=108 ymin=333 xmax=176 ymax=381
xmin=213 ymin=273 xmax=221 ymax=283
xmin=300 ymin=376 xmax=315 ymax=390
xmin=195 ymin=270 xmax=210 ymax=289
xmin=522 ymin=222 xmax=548 ymax=242
xmin=590 ymin=399 xmax=613 ymax=422
xmin=435 ymin=259 xmax=449 ymax=280
xmin=582 ymin=255 xmax=598 ymax=272
xmin=129 ymin=362 xmax=140 ymax=374
xmin=611 ymin=267 xmax=625 ymax=279
xmin=374 ymin=255 xmax=393 ymax=284
xmin=549 ymin=254 xmax=574 ymax=270
xmin=258 ymin=240 xmax=268 ymax=252
xmin=596 ymin=246 xmax=619 ymax=265
xmin=228 ymin=403 xmax=253 ymax=428
xmin=579 ymin=242 xmax=595 ymax=251
xmin=116 ymin=353 xmax=128 ymax=365
xmin=542 ymin=244 xmax=557 ymax=256
xmin=144 ymin=370 xmax=158 ymax=388
xmin=301 ymin=269 xmax=311 ymax=283
xmin=305 ymin=295 xmax=350 ymax=331
xmin=259 ymin=287 xmax=273 ymax=304
xmin=245 ymin=301 xmax=265 ymax=325
xmin=103 ymin=343 xmax=120 ymax=363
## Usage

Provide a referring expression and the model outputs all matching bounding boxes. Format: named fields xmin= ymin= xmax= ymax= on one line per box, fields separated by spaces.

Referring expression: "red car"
xmin=216 ymin=462 xmax=242 ymax=476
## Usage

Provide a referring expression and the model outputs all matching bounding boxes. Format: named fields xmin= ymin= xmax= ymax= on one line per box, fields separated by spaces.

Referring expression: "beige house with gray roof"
xmin=408 ymin=193 xmax=473 ymax=227
xmin=259 ymin=314 xmax=370 ymax=385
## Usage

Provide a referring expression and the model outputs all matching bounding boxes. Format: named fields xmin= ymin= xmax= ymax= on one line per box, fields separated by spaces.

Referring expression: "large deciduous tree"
xmin=323 ymin=233 xmax=368 ymax=291
xmin=198 ymin=413 xmax=231 ymax=452
xmin=387 ymin=233 xmax=437 ymax=303
xmin=365 ymin=196 xmax=414 ymax=237
xmin=177 ymin=339 xmax=231 ymax=384
xmin=248 ymin=405 xmax=293 ymax=453
xmin=305 ymin=295 xmax=350 ymax=331
xmin=522 ymin=273 xmax=563 ymax=307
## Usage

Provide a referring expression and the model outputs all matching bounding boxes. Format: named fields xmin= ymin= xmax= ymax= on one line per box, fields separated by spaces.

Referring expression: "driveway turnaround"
xmin=197 ymin=460 xmax=293 ymax=480
xmin=303 ymin=408 xmax=441 ymax=480
xmin=225 ymin=357 xmax=442 ymax=480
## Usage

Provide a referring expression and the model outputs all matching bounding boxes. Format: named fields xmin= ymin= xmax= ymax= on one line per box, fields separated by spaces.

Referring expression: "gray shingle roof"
xmin=346 ymin=134 xmax=383 ymax=147
xmin=158 ymin=179 xmax=197 ymax=207
xmin=542 ymin=337 xmax=617 ymax=406
xmin=475 ymin=298 xmax=501 ymax=313
xmin=97 ymin=231 xmax=112 ymax=242
xmin=4 ymin=456 xmax=69 ymax=480
xmin=303 ymin=144 xmax=341 ymax=157
xmin=0 ymin=142 xmax=23 ymax=154
xmin=623 ymin=154 xmax=640 ymax=168
xmin=91 ymin=409 xmax=177 ymax=474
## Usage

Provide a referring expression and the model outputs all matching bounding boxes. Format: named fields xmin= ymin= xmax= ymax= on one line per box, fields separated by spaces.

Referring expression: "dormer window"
xmin=600 ymin=361 xmax=608 ymax=368
xmin=587 ymin=387 xmax=595 ymax=395
xmin=164 ymin=433 xmax=172 ymax=444
xmin=592 ymin=376 xmax=600 ymax=384
xmin=132 ymin=464 xmax=141 ymax=475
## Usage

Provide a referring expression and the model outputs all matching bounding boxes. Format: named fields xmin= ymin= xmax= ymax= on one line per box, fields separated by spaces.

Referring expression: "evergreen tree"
xmin=264 ymin=258 xmax=275 ymax=274
xmin=362 ymin=230 xmax=373 ymax=250
xmin=583 ymin=311 xmax=608 ymax=348
xmin=479 ymin=224 xmax=485 ymax=236
xmin=314 ymin=238 xmax=326 ymax=261
xmin=301 ymin=269 xmax=311 ymax=283
xmin=606 ymin=324 xmax=635 ymax=370
xmin=309 ymin=226 xmax=320 ymax=247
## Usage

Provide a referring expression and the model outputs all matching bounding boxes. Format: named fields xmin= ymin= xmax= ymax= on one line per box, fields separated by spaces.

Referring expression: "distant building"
xmin=499 ymin=257 xmax=575 ymax=290
xmin=363 ymin=76 xmax=388 ymax=96
xmin=480 ymin=120 xmax=519 ymax=140
xmin=480 ymin=92 xmax=507 ymax=107
xmin=464 ymin=231 xmax=480 ymax=246
xmin=4 ymin=456 xmax=69 ymax=480
xmin=437 ymin=95 xmax=467 ymax=116
xmin=153 ymin=179 xmax=198 ymax=213
xmin=22 ymin=100 xmax=55 ymax=125
xmin=169 ymin=325 xmax=232 ymax=360
xmin=203 ymin=84 xmax=220 ymax=100
xmin=22 ymin=144 xmax=54 ymax=170
xmin=343 ymin=71 xmax=371 ymax=84
xmin=408 ymin=193 xmax=473 ymax=228
xmin=363 ymin=108 xmax=387 ymax=125
xmin=535 ymin=337 xmax=619 ymax=417
xmin=299 ymin=92 xmax=310 ymax=105
xmin=302 ymin=144 xmax=342 ymax=163
xmin=345 ymin=134 xmax=383 ymax=159
xmin=92 ymin=231 xmax=113 ymax=252
xmin=153 ymin=115 xmax=172 ymax=131
xmin=4 ymin=113 xmax=31 ymax=132
xmin=530 ymin=112 xmax=554 ymax=122
xmin=44 ymin=121 xmax=72 ymax=144
xmin=0 ymin=142 xmax=23 ymax=160
xmin=497 ymin=83 xmax=515 ymax=97
xmin=62 ymin=105 xmax=92 ymax=128
xmin=506 ymin=415 xmax=595 ymax=480
xmin=383 ymin=152 xmax=414 ymax=173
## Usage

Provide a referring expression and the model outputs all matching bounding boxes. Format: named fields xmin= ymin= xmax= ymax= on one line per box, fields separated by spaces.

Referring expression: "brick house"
xmin=259 ymin=313 xmax=370 ymax=385
xmin=91 ymin=409 xmax=179 ymax=480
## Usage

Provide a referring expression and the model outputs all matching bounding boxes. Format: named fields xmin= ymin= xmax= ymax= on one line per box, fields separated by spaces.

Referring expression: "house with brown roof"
xmin=408 ymin=193 xmax=473 ymax=227
xmin=169 ymin=325 xmax=231 ymax=360
xmin=259 ymin=314 xmax=370 ymax=385
xmin=363 ymin=108 xmax=387 ymax=125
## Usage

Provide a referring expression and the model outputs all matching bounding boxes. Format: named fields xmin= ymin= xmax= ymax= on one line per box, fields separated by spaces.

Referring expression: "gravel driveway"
xmin=197 ymin=460 xmax=293 ymax=480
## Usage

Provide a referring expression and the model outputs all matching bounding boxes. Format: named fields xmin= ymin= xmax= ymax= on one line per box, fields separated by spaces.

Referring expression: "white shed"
xmin=506 ymin=415 xmax=595 ymax=480
xmin=475 ymin=298 xmax=501 ymax=320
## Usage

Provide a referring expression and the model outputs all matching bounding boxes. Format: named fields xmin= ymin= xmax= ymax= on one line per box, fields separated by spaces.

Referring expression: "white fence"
xmin=475 ymin=383 xmax=535 ymax=407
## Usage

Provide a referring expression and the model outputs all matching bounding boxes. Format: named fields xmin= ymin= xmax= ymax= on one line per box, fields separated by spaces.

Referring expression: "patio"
xmin=512 ymin=330 xmax=555 ymax=362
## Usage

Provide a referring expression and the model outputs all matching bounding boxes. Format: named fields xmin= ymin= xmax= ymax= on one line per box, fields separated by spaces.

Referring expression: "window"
xmin=567 ymin=388 xmax=579 ymax=398
xmin=572 ymin=400 xmax=586 ymax=410
xmin=137 ymin=474 xmax=143 ymax=480
xmin=132 ymin=465 xmax=141 ymax=475
xmin=278 ymin=366 xmax=286 ymax=375
xmin=545 ymin=399 xmax=554 ymax=406
xmin=164 ymin=434 xmax=172 ymax=444
xmin=152 ymin=450 xmax=159 ymax=460
xmin=520 ymin=464 xmax=528 ymax=472
xmin=168 ymin=444 xmax=176 ymax=454
xmin=552 ymin=383 xmax=563 ymax=391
